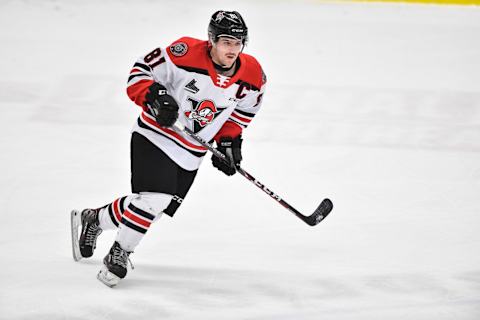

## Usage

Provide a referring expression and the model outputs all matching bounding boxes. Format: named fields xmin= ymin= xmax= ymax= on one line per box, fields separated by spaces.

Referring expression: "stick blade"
xmin=305 ymin=198 xmax=333 ymax=226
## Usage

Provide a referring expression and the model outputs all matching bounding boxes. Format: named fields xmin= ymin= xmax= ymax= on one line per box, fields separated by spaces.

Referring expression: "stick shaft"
xmin=173 ymin=122 xmax=319 ymax=224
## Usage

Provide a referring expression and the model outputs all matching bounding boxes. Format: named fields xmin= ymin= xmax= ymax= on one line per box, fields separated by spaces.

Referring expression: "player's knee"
xmin=130 ymin=192 xmax=172 ymax=218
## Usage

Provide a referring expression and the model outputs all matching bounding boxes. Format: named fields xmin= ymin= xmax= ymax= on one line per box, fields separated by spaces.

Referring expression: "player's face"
xmin=211 ymin=37 xmax=243 ymax=68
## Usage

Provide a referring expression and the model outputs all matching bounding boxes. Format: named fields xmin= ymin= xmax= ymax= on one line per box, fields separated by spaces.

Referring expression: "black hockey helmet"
xmin=208 ymin=10 xmax=248 ymax=45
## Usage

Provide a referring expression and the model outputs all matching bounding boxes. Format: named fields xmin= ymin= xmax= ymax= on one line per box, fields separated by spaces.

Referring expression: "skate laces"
xmin=84 ymin=210 xmax=102 ymax=247
xmin=112 ymin=245 xmax=135 ymax=270
xmin=85 ymin=225 xmax=102 ymax=246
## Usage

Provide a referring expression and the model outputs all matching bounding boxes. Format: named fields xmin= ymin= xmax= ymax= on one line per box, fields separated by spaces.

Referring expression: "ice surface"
xmin=1 ymin=0 xmax=479 ymax=319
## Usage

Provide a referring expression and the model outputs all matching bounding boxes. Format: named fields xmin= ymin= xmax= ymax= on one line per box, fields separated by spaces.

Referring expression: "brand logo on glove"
xmin=185 ymin=98 xmax=226 ymax=133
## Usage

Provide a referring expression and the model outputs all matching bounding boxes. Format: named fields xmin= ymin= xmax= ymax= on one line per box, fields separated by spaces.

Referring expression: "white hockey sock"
xmin=115 ymin=192 xmax=172 ymax=252
xmin=98 ymin=196 xmax=132 ymax=230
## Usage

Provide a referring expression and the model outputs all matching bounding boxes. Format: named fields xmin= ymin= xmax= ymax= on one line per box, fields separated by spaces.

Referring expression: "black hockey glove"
xmin=212 ymin=136 xmax=243 ymax=176
xmin=144 ymin=82 xmax=179 ymax=127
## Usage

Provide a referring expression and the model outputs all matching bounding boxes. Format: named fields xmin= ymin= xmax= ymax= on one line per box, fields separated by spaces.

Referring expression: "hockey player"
xmin=71 ymin=10 xmax=266 ymax=287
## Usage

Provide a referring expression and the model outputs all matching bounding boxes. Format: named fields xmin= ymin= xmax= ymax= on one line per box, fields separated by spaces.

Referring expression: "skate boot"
xmin=97 ymin=241 xmax=133 ymax=287
xmin=78 ymin=208 xmax=103 ymax=258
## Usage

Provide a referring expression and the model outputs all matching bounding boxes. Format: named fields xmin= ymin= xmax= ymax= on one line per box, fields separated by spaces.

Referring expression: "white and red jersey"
xmin=127 ymin=37 xmax=266 ymax=171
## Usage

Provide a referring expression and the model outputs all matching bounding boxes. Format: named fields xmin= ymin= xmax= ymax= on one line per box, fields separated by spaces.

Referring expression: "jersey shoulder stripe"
xmin=177 ymin=65 xmax=209 ymax=76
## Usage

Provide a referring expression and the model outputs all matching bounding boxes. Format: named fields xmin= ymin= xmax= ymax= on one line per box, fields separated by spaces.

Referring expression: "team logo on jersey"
xmin=185 ymin=98 xmax=226 ymax=133
xmin=170 ymin=42 xmax=188 ymax=57
xmin=185 ymin=99 xmax=217 ymax=127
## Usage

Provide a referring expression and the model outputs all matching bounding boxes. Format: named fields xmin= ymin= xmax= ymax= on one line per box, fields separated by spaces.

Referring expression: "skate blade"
xmin=97 ymin=265 xmax=121 ymax=288
xmin=70 ymin=210 xmax=82 ymax=262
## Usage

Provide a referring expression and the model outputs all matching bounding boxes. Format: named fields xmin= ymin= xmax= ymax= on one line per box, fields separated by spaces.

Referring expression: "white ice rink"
xmin=1 ymin=0 xmax=479 ymax=319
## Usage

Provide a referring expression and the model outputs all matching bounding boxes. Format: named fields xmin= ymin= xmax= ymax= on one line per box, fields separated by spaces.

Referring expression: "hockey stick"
xmin=173 ymin=122 xmax=333 ymax=226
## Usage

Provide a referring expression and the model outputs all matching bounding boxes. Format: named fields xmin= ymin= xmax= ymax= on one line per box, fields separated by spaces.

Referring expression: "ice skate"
xmin=71 ymin=208 xmax=102 ymax=261
xmin=97 ymin=241 xmax=133 ymax=287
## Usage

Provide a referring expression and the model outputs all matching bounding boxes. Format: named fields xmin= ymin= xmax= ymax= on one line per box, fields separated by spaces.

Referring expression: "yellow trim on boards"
xmin=325 ymin=0 xmax=480 ymax=5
